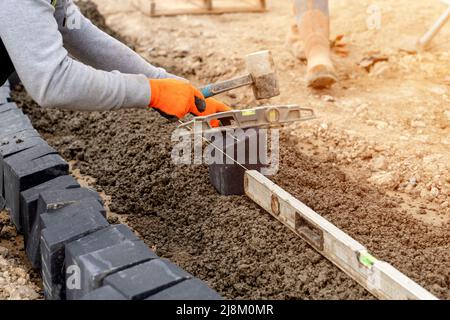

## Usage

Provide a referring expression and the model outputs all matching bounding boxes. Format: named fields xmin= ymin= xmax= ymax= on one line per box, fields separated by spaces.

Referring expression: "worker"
xmin=0 ymin=0 xmax=230 ymax=120
xmin=287 ymin=0 xmax=337 ymax=89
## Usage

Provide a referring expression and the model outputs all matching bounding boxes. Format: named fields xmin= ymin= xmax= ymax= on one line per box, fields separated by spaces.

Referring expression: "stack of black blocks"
xmin=208 ymin=128 xmax=269 ymax=195
xmin=0 ymin=81 xmax=222 ymax=301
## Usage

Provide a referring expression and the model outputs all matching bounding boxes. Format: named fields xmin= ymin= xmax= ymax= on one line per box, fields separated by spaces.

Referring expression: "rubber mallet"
xmin=200 ymin=50 xmax=280 ymax=100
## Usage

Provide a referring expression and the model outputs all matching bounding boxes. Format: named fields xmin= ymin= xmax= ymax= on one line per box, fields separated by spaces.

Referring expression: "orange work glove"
xmin=149 ymin=79 xmax=231 ymax=123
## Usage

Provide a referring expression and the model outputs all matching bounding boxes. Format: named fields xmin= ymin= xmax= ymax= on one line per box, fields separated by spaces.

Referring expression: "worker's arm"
xmin=56 ymin=0 xmax=178 ymax=80
xmin=0 ymin=0 xmax=153 ymax=111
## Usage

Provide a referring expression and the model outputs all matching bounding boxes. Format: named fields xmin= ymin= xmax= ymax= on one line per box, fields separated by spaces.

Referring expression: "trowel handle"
xmin=200 ymin=74 xmax=253 ymax=98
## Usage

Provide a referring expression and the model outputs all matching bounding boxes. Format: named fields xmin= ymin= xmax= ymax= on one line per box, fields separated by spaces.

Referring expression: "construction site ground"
xmin=1 ymin=0 xmax=449 ymax=300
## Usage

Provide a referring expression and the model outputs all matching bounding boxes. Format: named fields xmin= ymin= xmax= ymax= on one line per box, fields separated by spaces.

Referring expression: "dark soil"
xmin=12 ymin=87 xmax=371 ymax=299
xmin=0 ymin=210 xmax=43 ymax=296
xmin=9 ymin=1 xmax=449 ymax=300
xmin=275 ymin=134 xmax=450 ymax=299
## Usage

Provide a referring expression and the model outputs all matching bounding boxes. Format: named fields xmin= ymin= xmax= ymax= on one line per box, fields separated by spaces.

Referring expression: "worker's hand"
xmin=149 ymin=79 xmax=231 ymax=122
xmin=204 ymin=97 xmax=231 ymax=128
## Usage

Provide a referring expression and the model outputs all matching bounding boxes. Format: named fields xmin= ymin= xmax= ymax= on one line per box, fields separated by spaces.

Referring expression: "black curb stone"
xmin=104 ymin=259 xmax=193 ymax=300
xmin=146 ymin=278 xmax=223 ymax=300
xmin=41 ymin=199 xmax=109 ymax=300
xmin=66 ymin=235 xmax=157 ymax=300
xmin=65 ymin=225 xmax=139 ymax=299
xmin=36 ymin=187 xmax=104 ymax=217
xmin=208 ymin=129 xmax=268 ymax=195
xmin=3 ymin=143 xmax=68 ymax=230
xmin=81 ymin=285 xmax=127 ymax=300
xmin=20 ymin=175 xmax=80 ymax=245
xmin=0 ymin=102 xmax=19 ymax=115
xmin=27 ymin=187 xmax=104 ymax=269
xmin=0 ymin=82 xmax=223 ymax=301
xmin=0 ymin=108 xmax=26 ymax=122
xmin=0 ymin=134 xmax=46 ymax=209
xmin=0 ymin=109 xmax=34 ymax=134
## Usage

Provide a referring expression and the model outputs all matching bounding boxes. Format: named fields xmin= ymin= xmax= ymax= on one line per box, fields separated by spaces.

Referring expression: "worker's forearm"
xmin=56 ymin=1 xmax=179 ymax=80
xmin=0 ymin=0 xmax=151 ymax=111
xmin=37 ymin=57 xmax=151 ymax=111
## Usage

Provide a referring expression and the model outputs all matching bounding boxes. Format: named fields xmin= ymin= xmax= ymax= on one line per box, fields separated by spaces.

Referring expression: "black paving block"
xmin=66 ymin=232 xmax=156 ymax=300
xmin=0 ymin=130 xmax=42 ymax=211
xmin=65 ymin=225 xmax=139 ymax=300
xmin=0 ymin=102 xmax=18 ymax=114
xmin=40 ymin=200 xmax=109 ymax=300
xmin=20 ymin=175 xmax=80 ymax=245
xmin=27 ymin=188 xmax=104 ymax=269
xmin=0 ymin=136 xmax=45 ymax=159
xmin=4 ymin=142 xmax=56 ymax=163
xmin=81 ymin=286 xmax=127 ymax=300
xmin=1 ymin=129 xmax=40 ymax=141
xmin=0 ymin=129 xmax=41 ymax=149
xmin=2 ymin=141 xmax=57 ymax=210
xmin=0 ymin=107 xmax=25 ymax=120
xmin=208 ymin=128 xmax=268 ymax=195
xmin=65 ymin=225 xmax=138 ymax=267
xmin=146 ymin=278 xmax=223 ymax=300
xmin=65 ymin=224 xmax=138 ymax=263
xmin=4 ymin=149 xmax=68 ymax=230
xmin=0 ymin=109 xmax=26 ymax=124
xmin=0 ymin=113 xmax=33 ymax=136
xmin=104 ymin=259 xmax=192 ymax=300
xmin=36 ymin=188 xmax=104 ymax=218
xmin=0 ymin=137 xmax=47 ymax=185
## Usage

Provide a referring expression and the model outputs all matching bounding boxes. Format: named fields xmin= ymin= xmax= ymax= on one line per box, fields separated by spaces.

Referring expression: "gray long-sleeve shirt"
xmin=0 ymin=0 xmax=178 ymax=111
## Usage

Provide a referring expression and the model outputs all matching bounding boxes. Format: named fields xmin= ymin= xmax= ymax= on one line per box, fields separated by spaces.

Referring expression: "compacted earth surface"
xmin=3 ymin=0 xmax=449 ymax=299
xmin=12 ymin=88 xmax=372 ymax=300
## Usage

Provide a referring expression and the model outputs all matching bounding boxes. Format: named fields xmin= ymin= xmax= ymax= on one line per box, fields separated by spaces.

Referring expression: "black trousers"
xmin=0 ymin=37 xmax=15 ymax=86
